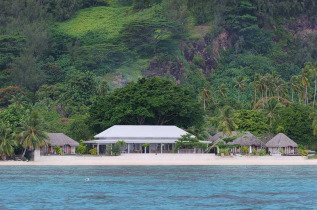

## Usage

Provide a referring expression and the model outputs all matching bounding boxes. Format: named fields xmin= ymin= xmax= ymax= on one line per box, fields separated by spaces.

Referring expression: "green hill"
xmin=0 ymin=0 xmax=317 ymax=148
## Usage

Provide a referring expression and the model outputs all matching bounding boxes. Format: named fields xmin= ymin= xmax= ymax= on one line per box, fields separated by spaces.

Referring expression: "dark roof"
xmin=45 ymin=133 xmax=79 ymax=147
xmin=265 ymin=133 xmax=298 ymax=148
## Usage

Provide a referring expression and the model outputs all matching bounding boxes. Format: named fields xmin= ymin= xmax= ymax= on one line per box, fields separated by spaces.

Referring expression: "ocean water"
xmin=0 ymin=166 xmax=316 ymax=209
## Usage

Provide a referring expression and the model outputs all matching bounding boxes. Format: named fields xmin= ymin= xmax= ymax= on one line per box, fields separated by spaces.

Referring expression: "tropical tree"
xmin=199 ymin=86 xmax=212 ymax=111
xmin=0 ymin=125 xmax=16 ymax=160
xmin=218 ymin=83 xmax=228 ymax=98
xmin=273 ymin=77 xmax=286 ymax=101
xmin=293 ymin=75 xmax=303 ymax=104
xmin=213 ymin=106 xmax=238 ymax=137
xmin=264 ymin=98 xmax=283 ymax=125
xmin=263 ymin=73 xmax=273 ymax=101
xmin=116 ymin=140 xmax=127 ymax=153
xmin=309 ymin=112 xmax=317 ymax=137
xmin=235 ymin=76 xmax=245 ymax=102
xmin=290 ymin=75 xmax=299 ymax=102
xmin=16 ymin=112 xmax=48 ymax=158
xmin=308 ymin=62 xmax=317 ymax=107
xmin=253 ymin=73 xmax=261 ymax=105
xmin=142 ymin=143 xmax=150 ymax=153
xmin=301 ymin=64 xmax=312 ymax=105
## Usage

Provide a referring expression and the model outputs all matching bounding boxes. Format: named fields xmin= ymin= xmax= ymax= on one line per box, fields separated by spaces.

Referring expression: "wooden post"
xmin=128 ymin=143 xmax=130 ymax=154
xmin=161 ymin=144 xmax=163 ymax=154
xmin=97 ymin=143 xmax=99 ymax=155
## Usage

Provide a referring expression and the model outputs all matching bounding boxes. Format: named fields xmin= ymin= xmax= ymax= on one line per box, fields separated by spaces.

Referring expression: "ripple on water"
xmin=0 ymin=165 xmax=316 ymax=209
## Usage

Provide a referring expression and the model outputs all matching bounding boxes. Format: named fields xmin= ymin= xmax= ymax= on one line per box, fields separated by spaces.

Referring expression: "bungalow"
xmin=40 ymin=133 xmax=79 ymax=155
xmin=84 ymin=125 xmax=207 ymax=154
xmin=265 ymin=133 xmax=298 ymax=155
xmin=211 ymin=131 xmax=264 ymax=154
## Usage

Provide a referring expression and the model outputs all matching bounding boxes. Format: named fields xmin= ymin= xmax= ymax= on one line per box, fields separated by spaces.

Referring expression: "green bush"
xmin=219 ymin=148 xmax=229 ymax=155
xmin=89 ymin=147 xmax=97 ymax=155
xmin=259 ymin=149 xmax=266 ymax=156
xmin=298 ymin=149 xmax=308 ymax=156
xmin=241 ymin=146 xmax=249 ymax=154
xmin=76 ymin=140 xmax=86 ymax=154
xmin=111 ymin=144 xmax=121 ymax=156
xmin=53 ymin=146 xmax=63 ymax=155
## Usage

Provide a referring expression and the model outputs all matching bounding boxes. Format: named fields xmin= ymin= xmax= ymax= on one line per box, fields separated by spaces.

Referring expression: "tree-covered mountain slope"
xmin=0 ymin=0 xmax=317 ymax=148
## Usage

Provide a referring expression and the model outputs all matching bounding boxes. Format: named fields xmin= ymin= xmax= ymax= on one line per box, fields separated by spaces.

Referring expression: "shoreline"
xmin=0 ymin=154 xmax=317 ymax=166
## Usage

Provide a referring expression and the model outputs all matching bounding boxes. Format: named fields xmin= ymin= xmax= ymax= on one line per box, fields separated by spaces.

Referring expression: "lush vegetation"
xmin=0 ymin=0 xmax=317 ymax=159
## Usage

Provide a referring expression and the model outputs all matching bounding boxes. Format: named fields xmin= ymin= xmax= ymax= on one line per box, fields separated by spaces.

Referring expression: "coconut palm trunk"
xmin=305 ymin=85 xmax=308 ymax=105
xmin=313 ymin=79 xmax=317 ymax=107
xmin=21 ymin=147 xmax=27 ymax=158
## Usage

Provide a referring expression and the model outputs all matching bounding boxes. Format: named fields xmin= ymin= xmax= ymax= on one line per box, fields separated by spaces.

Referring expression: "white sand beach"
xmin=0 ymin=154 xmax=316 ymax=165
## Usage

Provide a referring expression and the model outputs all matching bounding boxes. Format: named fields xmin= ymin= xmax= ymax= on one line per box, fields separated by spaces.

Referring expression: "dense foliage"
xmin=0 ymin=0 xmax=317 ymax=159
xmin=90 ymin=77 xmax=204 ymax=132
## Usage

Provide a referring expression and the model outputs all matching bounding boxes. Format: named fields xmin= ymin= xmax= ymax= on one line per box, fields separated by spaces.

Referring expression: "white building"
xmin=84 ymin=125 xmax=207 ymax=154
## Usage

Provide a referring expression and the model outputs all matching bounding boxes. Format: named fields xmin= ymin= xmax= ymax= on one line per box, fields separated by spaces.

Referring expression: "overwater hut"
xmin=265 ymin=133 xmax=297 ymax=155
xmin=211 ymin=131 xmax=263 ymax=154
xmin=40 ymin=133 xmax=79 ymax=155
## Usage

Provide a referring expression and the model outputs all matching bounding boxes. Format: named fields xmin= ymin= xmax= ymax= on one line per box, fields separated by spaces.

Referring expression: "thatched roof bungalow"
xmin=265 ymin=133 xmax=297 ymax=154
xmin=40 ymin=133 xmax=79 ymax=155
xmin=210 ymin=131 xmax=264 ymax=154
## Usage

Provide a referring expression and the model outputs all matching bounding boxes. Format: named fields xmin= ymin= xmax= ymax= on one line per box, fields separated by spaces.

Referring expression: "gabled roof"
xmin=265 ymin=133 xmax=298 ymax=148
xmin=94 ymin=125 xmax=190 ymax=139
xmin=45 ymin=133 xmax=79 ymax=147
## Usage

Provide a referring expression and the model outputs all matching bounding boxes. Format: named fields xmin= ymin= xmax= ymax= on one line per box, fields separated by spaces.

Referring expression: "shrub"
xmin=89 ymin=147 xmax=97 ymax=155
xmin=298 ymin=149 xmax=308 ymax=156
xmin=76 ymin=140 xmax=86 ymax=154
xmin=241 ymin=146 xmax=249 ymax=154
xmin=219 ymin=148 xmax=229 ymax=155
xmin=259 ymin=149 xmax=266 ymax=156
xmin=111 ymin=144 xmax=121 ymax=156
xmin=53 ymin=146 xmax=63 ymax=155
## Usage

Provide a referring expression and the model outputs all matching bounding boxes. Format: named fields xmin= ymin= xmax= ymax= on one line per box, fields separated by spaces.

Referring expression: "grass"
xmin=56 ymin=5 xmax=157 ymax=39
xmin=308 ymin=154 xmax=317 ymax=159
xmin=57 ymin=6 xmax=129 ymax=39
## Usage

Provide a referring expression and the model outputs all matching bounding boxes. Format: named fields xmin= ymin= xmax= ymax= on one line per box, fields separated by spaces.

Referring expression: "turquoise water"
xmin=0 ymin=166 xmax=316 ymax=209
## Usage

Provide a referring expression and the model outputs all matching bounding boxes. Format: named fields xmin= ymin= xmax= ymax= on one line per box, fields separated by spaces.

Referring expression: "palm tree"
xmin=16 ymin=112 xmax=48 ymax=158
xmin=235 ymin=76 xmax=245 ymax=102
xmin=273 ymin=77 xmax=286 ymax=101
xmin=218 ymin=83 xmax=228 ymax=98
xmin=199 ymin=86 xmax=212 ymax=111
xmin=293 ymin=75 xmax=303 ymax=104
xmin=264 ymin=98 xmax=282 ymax=125
xmin=214 ymin=106 xmax=238 ymax=137
xmin=0 ymin=125 xmax=16 ymax=160
xmin=263 ymin=74 xmax=273 ymax=101
xmin=290 ymin=76 xmax=299 ymax=102
xmin=308 ymin=62 xmax=317 ymax=107
xmin=96 ymin=79 xmax=109 ymax=97
xmin=309 ymin=112 xmax=317 ymax=137
xmin=301 ymin=64 xmax=312 ymax=105
xmin=253 ymin=73 xmax=261 ymax=105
